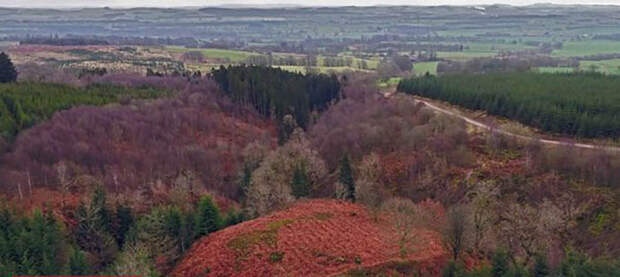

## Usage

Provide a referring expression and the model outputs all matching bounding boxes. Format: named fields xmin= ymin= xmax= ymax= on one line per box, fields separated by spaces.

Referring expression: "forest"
xmin=0 ymin=186 xmax=243 ymax=275
xmin=397 ymin=72 xmax=620 ymax=138
xmin=0 ymin=37 xmax=619 ymax=276
xmin=211 ymin=65 xmax=340 ymax=141
xmin=0 ymin=83 xmax=164 ymax=142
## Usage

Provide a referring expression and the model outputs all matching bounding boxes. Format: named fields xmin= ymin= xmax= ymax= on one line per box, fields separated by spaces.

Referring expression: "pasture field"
xmin=533 ymin=67 xmax=576 ymax=74
xmin=436 ymin=51 xmax=496 ymax=61
xmin=552 ymin=40 xmax=620 ymax=57
xmin=413 ymin=61 xmax=439 ymax=75
xmin=580 ymin=59 xmax=620 ymax=75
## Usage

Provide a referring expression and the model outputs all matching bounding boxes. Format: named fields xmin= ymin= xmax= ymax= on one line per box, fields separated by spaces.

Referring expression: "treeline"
xmin=0 ymin=83 xmax=164 ymax=141
xmin=398 ymin=72 xmax=620 ymax=138
xmin=245 ymin=55 xmax=369 ymax=70
xmin=20 ymin=37 xmax=110 ymax=46
xmin=0 ymin=187 xmax=243 ymax=276
xmin=245 ymin=55 xmax=318 ymax=67
xmin=437 ymin=56 xmax=578 ymax=75
xmin=211 ymin=65 xmax=340 ymax=140
xmin=17 ymin=35 xmax=200 ymax=47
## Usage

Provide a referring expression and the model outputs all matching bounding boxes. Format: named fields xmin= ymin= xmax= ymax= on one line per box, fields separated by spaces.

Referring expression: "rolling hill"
xmin=173 ymin=199 xmax=446 ymax=277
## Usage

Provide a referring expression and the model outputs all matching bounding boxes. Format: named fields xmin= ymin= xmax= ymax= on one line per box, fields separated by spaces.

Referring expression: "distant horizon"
xmin=2 ymin=1 xmax=620 ymax=9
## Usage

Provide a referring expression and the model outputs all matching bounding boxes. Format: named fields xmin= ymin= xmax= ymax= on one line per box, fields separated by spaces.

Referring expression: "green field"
xmin=466 ymin=42 xmax=535 ymax=53
xmin=579 ymin=59 xmax=620 ymax=75
xmin=534 ymin=59 xmax=620 ymax=75
xmin=436 ymin=51 xmax=496 ymax=61
xmin=533 ymin=67 xmax=576 ymax=74
xmin=377 ymin=77 xmax=402 ymax=89
xmin=413 ymin=61 xmax=438 ymax=75
xmin=552 ymin=40 xmax=620 ymax=57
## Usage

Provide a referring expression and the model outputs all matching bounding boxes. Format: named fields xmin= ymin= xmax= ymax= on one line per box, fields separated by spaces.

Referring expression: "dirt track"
xmin=385 ymin=91 xmax=620 ymax=152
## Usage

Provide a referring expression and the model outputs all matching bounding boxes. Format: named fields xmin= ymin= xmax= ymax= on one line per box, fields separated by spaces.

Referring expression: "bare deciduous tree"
xmin=442 ymin=205 xmax=471 ymax=261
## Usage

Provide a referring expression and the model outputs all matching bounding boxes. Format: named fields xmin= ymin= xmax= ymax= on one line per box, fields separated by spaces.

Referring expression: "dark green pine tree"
xmin=112 ymin=204 xmax=134 ymax=248
xmin=291 ymin=165 xmax=310 ymax=198
xmin=74 ymin=186 xmax=117 ymax=270
xmin=532 ymin=253 xmax=550 ymax=277
xmin=0 ymin=52 xmax=17 ymax=83
xmin=491 ymin=249 xmax=510 ymax=277
xmin=67 ymin=247 xmax=89 ymax=275
xmin=339 ymin=154 xmax=356 ymax=202
xmin=194 ymin=195 xmax=222 ymax=238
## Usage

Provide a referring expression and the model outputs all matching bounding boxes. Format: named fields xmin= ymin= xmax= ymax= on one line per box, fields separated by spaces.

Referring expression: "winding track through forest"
xmin=383 ymin=91 xmax=620 ymax=152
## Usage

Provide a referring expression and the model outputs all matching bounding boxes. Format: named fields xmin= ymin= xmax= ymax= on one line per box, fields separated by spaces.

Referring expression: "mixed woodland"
xmin=0 ymin=53 xmax=619 ymax=276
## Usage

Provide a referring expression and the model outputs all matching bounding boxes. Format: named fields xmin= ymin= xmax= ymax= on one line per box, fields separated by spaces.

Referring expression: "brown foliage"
xmin=0 ymin=78 xmax=275 ymax=202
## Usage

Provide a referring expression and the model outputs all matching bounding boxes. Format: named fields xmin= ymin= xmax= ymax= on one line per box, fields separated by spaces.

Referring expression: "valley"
xmin=0 ymin=3 xmax=619 ymax=277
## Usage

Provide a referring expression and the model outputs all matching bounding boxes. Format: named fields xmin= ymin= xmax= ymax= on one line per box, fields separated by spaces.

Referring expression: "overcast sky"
xmin=1 ymin=0 xmax=619 ymax=8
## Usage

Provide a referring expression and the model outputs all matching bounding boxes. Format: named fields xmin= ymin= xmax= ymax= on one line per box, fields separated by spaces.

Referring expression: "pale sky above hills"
xmin=1 ymin=0 xmax=619 ymax=8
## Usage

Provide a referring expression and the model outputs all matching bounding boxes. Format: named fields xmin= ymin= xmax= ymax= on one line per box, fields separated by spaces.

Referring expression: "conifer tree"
xmin=0 ymin=52 xmax=17 ymax=83
xmin=533 ymin=253 xmax=550 ymax=277
xmin=194 ymin=195 xmax=222 ymax=237
xmin=112 ymin=204 xmax=134 ymax=248
xmin=339 ymin=154 xmax=355 ymax=202
xmin=492 ymin=249 xmax=510 ymax=277
xmin=67 ymin=248 xmax=89 ymax=275
xmin=291 ymin=164 xmax=310 ymax=198
xmin=74 ymin=186 xmax=118 ymax=271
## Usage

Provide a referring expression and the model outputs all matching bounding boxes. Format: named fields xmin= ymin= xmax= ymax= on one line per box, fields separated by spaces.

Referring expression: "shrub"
xmin=268 ymin=251 xmax=285 ymax=263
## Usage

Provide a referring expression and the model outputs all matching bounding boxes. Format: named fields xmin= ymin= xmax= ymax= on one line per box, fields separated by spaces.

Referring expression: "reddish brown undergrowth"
xmin=172 ymin=199 xmax=446 ymax=277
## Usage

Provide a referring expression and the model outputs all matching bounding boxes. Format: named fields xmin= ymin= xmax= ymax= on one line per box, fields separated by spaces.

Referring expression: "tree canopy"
xmin=0 ymin=52 xmax=17 ymax=83
xmin=0 ymin=82 xmax=163 ymax=141
xmin=398 ymin=72 xmax=620 ymax=138
xmin=211 ymin=65 xmax=340 ymax=131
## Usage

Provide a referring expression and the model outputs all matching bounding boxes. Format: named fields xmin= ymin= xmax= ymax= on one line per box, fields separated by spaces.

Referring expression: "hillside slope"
xmin=173 ymin=199 xmax=446 ymax=277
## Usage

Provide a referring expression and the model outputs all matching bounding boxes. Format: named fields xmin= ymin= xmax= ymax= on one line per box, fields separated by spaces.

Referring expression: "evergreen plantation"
xmin=211 ymin=65 xmax=341 ymax=142
xmin=397 ymin=72 xmax=620 ymax=138
xmin=0 ymin=83 xmax=164 ymax=140
xmin=0 ymin=52 xmax=17 ymax=84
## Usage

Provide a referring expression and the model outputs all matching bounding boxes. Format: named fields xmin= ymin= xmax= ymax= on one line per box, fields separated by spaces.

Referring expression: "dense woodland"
xmin=0 ymin=187 xmax=242 ymax=276
xmin=211 ymin=65 xmax=340 ymax=142
xmin=398 ymin=72 xmax=620 ymax=138
xmin=0 ymin=83 xmax=163 ymax=142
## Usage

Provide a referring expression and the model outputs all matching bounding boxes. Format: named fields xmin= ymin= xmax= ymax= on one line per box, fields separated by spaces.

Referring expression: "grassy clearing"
xmin=414 ymin=61 xmax=438 ymax=75
xmin=377 ymin=77 xmax=402 ymax=89
xmin=552 ymin=40 xmax=620 ymax=57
